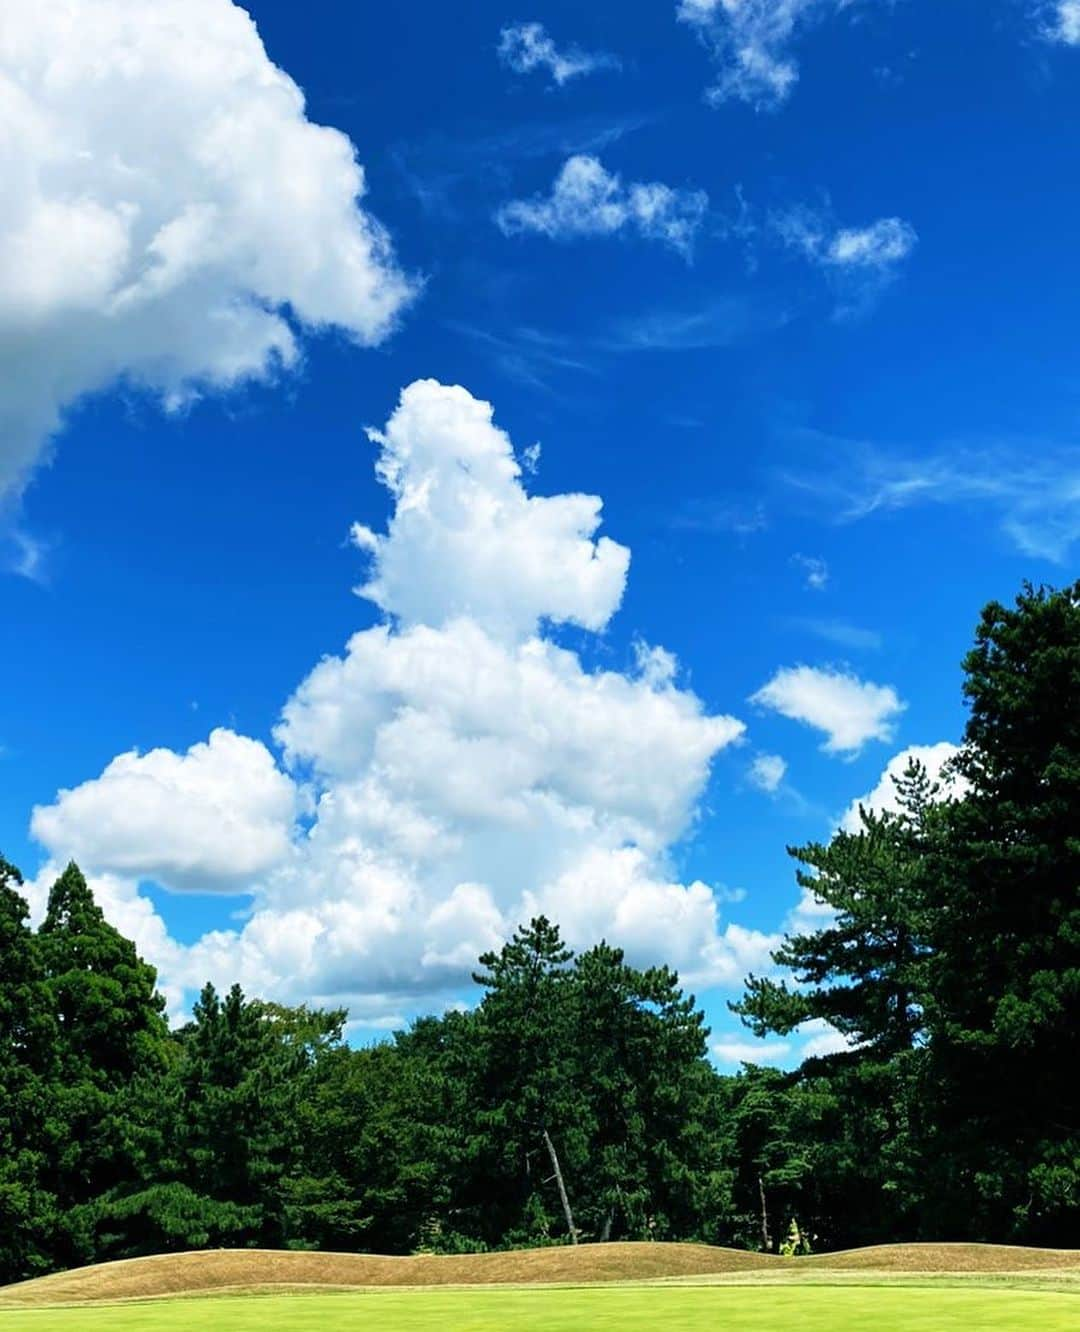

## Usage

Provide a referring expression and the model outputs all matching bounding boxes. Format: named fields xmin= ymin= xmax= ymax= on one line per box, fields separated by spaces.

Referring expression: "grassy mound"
xmin=3 ymin=1239 xmax=1078 ymax=1309
xmin=811 ymin=1243 xmax=1080 ymax=1273
xmin=0 ymin=1242 xmax=770 ymax=1306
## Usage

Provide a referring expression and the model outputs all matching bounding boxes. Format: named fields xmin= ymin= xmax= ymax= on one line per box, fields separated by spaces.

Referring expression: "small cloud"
xmin=1043 ymin=1 xmax=1080 ymax=44
xmin=772 ymin=205 xmax=917 ymax=317
xmin=792 ymin=552 xmax=828 ymax=590
xmin=496 ymin=155 xmax=708 ymax=259
xmin=792 ymin=619 xmax=883 ymax=652
xmin=674 ymin=500 xmax=768 ymax=536
xmin=3 ymin=527 xmax=50 ymax=583
xmin=712 ymin=1036 xmax=793 ymax=1067
xmin=750 ymin=664 xmax=905 ymax=757
xmin=677 ymin=0 xmax=867 ymax=112
xmin=602 ymin=297 xmax=787 ymax=351
xmin=748 ymin=753 xmax=787 ymax=794
xmin=498 ymin=21 xmax=620 ymax=86
xmin=521 ymin=441 xmax=542 ymax=474
xmin=826 ymin=218 xmax=917 ymax=269
xmin=797 ymin=1018 xmax=854 ymax=1060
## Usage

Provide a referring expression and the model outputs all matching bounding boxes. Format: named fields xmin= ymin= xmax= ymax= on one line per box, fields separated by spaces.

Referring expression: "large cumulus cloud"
xmin=0 ymin=0 xmax=414 ymax=500
xmin=30 ymin=381 xmax=771 ymax=1020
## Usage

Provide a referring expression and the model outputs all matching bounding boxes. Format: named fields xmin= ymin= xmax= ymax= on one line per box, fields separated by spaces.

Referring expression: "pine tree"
xmin=733 ymin=761 xmax=942 ymax=1059
xmin=923 ymin=581 xmax=1080 ymax=1242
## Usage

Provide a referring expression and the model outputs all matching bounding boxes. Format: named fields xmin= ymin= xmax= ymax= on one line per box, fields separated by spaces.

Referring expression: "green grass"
xmin=13 ymin=1285 xmax=1080 ymax=1331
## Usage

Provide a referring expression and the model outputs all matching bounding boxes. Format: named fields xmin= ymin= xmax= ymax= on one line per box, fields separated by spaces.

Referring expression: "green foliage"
xmin=731 ymin=580 xmax=1080 ymax=1248
xmin=920 ymin=581 xmax=1080 ymax=1242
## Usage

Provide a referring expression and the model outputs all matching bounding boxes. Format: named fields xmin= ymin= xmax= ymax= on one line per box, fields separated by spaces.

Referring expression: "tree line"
xmin=1 ymin=581 xmax=1077 ymax=1284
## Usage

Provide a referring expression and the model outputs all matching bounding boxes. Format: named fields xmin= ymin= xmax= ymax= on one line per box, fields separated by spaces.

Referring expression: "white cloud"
xmin=785 ymin=884 xmax=836 ymax=935
xmin=30 ymin=381 xmax=769 ymax=1017
xmin=793 ymin=618 xmax=883 ymax=652
xmin=748 ymin=753 xmax=788 ymax=793
xmin=751 ymin=665 xmax=905 ymax=756
xmin=840 ymin=740 xmax=966 ymax=832
xmin=31 ymin=729 xmax=303 ymax=893
xmin=497 ymin=22 xmax=619 ymax=85
xmin=797 ymin=1017 xmax=855 ymax=1059
xmin=0 ymin=0 xmax=415 ymax=501
xmin=1045 ymin=2 xmax=1080 ymax=44
xmin=677 ymin=0 xmax=865 ymax=111
xmin=712 ymin=1019 xmax=854 ymax=1069
xmin=712 ymin=1035 xmax=793 ymax=1066
xmin=771 ymin=206 xmax=916 ymax=316
xmin=826 ymin=219 xmax=917 ymax=268
xmin=783 ymin=432 xmax=1080 ymax=563
xmin=496 ymin=155 xmax=709 ymax=258
xmin=775 ymin=205 xmax=915 ymax=271
xmin=793 ymin=553 xmax=828 ymax=590
xmin=349 ymin=379 xmax=629 ymax=641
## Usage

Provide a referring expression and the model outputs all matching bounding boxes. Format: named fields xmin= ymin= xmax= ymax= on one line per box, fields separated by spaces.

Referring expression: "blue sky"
xmin=2 ymin=0 xmax=1078 ymax=1063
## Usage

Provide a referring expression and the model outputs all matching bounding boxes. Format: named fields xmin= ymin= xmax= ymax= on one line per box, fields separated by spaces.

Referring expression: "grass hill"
xmin=3 ymin=1240 xmax=1079 ymax=1309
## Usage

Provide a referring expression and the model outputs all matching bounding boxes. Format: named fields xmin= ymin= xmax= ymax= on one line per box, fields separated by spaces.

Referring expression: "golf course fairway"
xmin=12 ymin=1285 xmax=1080 ymax=1331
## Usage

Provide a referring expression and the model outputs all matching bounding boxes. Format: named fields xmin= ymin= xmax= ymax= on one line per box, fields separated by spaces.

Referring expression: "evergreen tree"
xmin=570 ymin=943 xmax=718 ymax=1242
xmin=923 ymin=581 xmax=1080 ymax=1242
xmin=733 ymin=761 xmax=942 ymax=1059
xmin=35 ymin=863 xmax=170 ymax=1266
xmin=171 ymin=982 xmax=312 ymax=1246
xmin=468 ymin=917 xmax=583 ymax=1245
xmin=0 ymin=857 xmax=58 ymax=1283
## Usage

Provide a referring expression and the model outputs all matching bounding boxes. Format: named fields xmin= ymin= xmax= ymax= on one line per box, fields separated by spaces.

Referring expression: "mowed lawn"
xmin=14 ymin=1285 xmax=1080 ymax=1331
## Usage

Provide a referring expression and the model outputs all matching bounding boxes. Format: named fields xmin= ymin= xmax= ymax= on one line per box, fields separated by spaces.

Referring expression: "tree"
xmin=569 ymin=943 xmax=719 ymax=1242
xmin=35 ymin=862 xmax=170 ymax=1266
xmin=733 ymin=761 xmax=943 ymax=1060
xmin=467 ymin=917 xmax=583 ymax=1246
xmin=923 ymin=581 xmax=1080 ymax=1242
xmin=0 ymin=857 xmax=58 ymax=1283
xmin=168 ymin=983 xmax=312 ymax=1247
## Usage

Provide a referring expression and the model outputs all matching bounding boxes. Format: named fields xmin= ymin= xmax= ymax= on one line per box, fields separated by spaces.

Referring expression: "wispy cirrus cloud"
xmin=792 ymin=618 xmax=884 ymax=652
xmin=601 ymin=297 xmax=788 ymax=350
xmin=498 ymin=22 xmax=620 ymax=86
xmin=496 ymin=155 xmax=709 ymax=259
xmin=392 ymin=113 xmax=650 ymax=222
xmin=782 ymin=430 xmax=1080 ymax=563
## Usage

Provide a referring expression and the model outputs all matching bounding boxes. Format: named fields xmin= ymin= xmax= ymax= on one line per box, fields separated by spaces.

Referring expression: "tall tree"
xmin=0 ymin=857 xmax=58 ymax=1283
xmin=468 ymin=917 xmax=583 ymax=1245
xmin=570 ymin=943 xmax=719 ymax=1242
xmin=35 ymin=862 xmax=169 ymax=1264
xmin=924 ymin=581 xmax=1080 ymax=1242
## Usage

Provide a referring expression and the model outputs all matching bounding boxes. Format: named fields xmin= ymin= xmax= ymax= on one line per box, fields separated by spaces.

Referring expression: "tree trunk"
xmin=758 ymin=1175 xmax=771 ymax=1252
xmin=542 ymin=1128 xmax=578 ymax=1245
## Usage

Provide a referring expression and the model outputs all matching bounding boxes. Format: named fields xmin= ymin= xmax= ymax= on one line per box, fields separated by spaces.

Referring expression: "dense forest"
xmin=2 ymin=581 xmax=1077 ymax=1285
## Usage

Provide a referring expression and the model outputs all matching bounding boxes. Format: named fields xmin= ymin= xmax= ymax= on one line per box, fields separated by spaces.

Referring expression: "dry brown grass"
xmin=0 ymin=1243 xmax=769 ymax=1307
xmin=3 ymin=1240 xmax=1078 ymax=1309
xmin=810 ymin=1243 xmax=1080 ymax=1273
